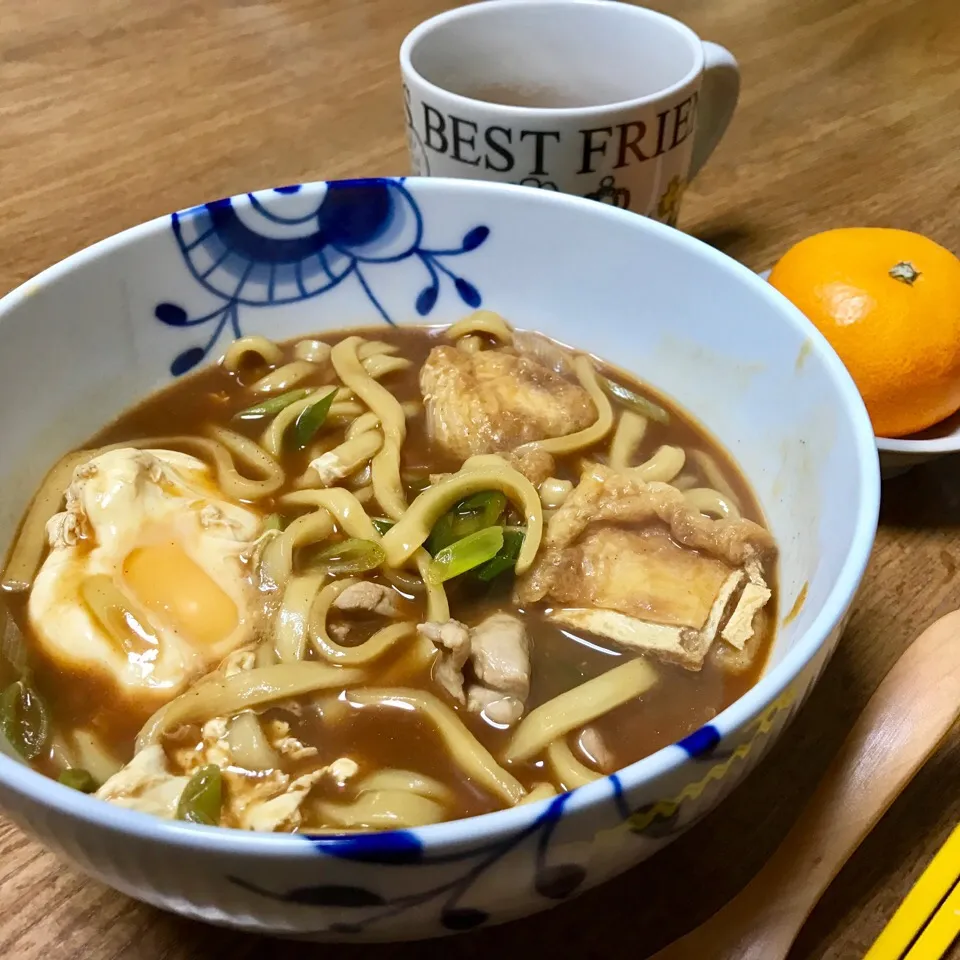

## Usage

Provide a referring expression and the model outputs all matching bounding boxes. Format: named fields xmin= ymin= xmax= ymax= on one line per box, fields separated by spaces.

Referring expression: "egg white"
xmin=28 ymin=448 xmax=264 ymax=702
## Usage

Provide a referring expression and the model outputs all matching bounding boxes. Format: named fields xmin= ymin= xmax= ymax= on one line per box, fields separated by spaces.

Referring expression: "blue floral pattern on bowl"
xmin=230 ymin=792 xmax=585 ymax=935
xmin=154 ymin=178 xmax=489 ymax=376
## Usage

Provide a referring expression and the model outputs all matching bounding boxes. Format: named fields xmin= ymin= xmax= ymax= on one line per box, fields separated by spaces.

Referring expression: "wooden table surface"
xmin=2 ymin=0 xmax=959 ymax=957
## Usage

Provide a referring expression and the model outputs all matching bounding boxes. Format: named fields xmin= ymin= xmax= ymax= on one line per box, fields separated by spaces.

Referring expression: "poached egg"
xmin=28 ymin=448 xmax=264 ymax=702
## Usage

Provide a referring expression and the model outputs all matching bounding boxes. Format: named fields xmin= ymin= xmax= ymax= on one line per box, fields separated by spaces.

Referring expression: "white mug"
xmin=400 ymin=0 xmax=739 ymax=224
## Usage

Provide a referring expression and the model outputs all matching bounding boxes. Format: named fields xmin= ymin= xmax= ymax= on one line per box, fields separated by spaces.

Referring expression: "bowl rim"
xmin=0 ymin=176 xmax=880 ymax=857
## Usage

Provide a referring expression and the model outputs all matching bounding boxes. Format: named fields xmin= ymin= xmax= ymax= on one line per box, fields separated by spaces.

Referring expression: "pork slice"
xmin=466 ymin=686 xmax=525 ymax=726
xmin=333 ymin=582 xmax=402 ymax=617
xmin=419 ymin=613 xmax=532 ymax=724
xmin=464 ymin=612 xmax=531 ymax=726
xmin=418 ymin=619 xmax=471 ymax=703
xmin=578 ymin=727 xmax=614 ymax=773
xmin=468 ymin=612 xmax=531 ymax=700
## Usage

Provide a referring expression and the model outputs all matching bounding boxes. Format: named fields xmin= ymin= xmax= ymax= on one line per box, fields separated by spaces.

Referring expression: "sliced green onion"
xmin=306 ymin=538 xmax=386 ymax=576
xmin=371 ymin=518 xmax=395 ymax=536
xmin=427 ymin=526 xmax=504 ymax=585
xmin=600 ymin=375 xmax=670 ymax=424
xmin=1 ymin=679 xmax=50 ymax=760
xmin=291 ymin=389 xmax=337 ymax=451
xmin=475 ymin=528 xmax=526 ymax=582
xmin=177 ymin=764 xmax=223 ymax=826
xmin=427 ymin=491 xmax=508 ymax=555
xmin=58 ymin=768 xmax=97 ymax=793
xmin=426 ymin=511 xmax=456 ymax=555
xmin=263 ymin=513 xmax=284 ymax=532
xmin=233 ymin=388 xmax=311 ymax=421
xmin=427 ymin=514 xmax=456 ymax=555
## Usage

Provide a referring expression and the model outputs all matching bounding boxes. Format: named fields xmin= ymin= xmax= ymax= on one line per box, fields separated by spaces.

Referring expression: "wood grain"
xmin=1 ymin=1 xmax=958 ymax=957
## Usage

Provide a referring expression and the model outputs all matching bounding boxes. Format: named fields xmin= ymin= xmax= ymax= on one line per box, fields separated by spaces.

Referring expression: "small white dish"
xmin=874 ymin=413 xmax=960 ymax=478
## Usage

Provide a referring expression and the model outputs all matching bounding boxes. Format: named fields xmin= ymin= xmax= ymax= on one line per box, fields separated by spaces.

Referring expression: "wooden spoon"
xmin=650 ymin=609 xmax=960 ymax=960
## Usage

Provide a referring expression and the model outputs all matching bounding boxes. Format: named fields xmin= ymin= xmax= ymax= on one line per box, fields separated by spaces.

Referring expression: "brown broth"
xmin=1 ymin=324 xmax=776 ymax=823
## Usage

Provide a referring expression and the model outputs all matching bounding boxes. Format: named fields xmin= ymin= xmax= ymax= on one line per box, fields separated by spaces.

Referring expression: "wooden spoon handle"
xmin=652 ymin=610 xmax=960 ymax=960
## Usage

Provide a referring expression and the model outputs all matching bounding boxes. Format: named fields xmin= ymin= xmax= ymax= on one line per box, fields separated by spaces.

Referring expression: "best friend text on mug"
xmin=399 ymin=1 xmax=739 ymax=225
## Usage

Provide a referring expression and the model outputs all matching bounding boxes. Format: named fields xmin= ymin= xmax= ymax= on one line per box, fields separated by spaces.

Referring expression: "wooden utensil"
xmin=650 ymin=609 xmax=960 ymax=960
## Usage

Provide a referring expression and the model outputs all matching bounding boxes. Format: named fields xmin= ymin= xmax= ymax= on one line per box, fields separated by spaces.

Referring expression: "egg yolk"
xmin=123 ymin=544 xmax=239 ymax=646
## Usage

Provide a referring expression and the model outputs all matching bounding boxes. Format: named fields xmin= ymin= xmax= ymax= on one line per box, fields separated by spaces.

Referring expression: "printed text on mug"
xmin=416 ymin=92 xmax=699 ymax=176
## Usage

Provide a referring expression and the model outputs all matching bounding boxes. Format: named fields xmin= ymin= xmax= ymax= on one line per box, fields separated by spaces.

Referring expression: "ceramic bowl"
xmin=0 ymin=178 xmax=879 ymax=941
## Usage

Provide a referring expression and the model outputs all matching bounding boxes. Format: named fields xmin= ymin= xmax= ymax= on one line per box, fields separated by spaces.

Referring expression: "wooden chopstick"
xmin=864 ymin=822 xmax=960 ymax=960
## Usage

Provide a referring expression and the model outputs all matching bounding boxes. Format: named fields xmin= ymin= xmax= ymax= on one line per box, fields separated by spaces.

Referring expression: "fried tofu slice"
xmin=519 ymin=464 xmax=776 ymax=672
xmin=420 ymin=345 xmax=596 ymax=460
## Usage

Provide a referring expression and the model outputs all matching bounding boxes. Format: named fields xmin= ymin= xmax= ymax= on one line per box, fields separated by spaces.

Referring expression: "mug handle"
xmin=688 ymin=41 xmax=740 ymax=178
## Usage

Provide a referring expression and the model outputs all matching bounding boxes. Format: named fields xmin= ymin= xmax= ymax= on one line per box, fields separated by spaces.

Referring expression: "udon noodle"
xmin=0 ymin=314 xmax=777 ymax=832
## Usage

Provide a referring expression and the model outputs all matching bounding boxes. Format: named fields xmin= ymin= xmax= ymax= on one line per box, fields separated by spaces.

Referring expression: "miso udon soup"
xmin=0 ymin=313 xmax=777 ymax=831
